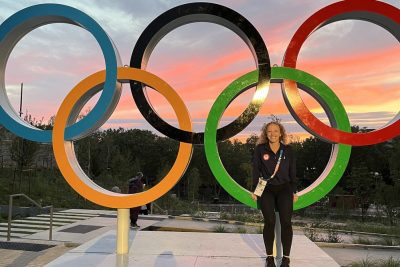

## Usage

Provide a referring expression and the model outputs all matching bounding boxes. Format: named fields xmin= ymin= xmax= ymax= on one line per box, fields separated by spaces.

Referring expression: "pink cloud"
xmin=292 ymin=46 xmax=400 ymax=111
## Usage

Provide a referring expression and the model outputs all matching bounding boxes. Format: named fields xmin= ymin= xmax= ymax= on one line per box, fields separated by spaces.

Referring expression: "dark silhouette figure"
xmin=128 ymin=172 xmax=144 ymax=228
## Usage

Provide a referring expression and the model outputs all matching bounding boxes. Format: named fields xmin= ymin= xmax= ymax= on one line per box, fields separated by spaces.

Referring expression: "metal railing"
xmin=7 ymin=193 xmax=53 ymax=241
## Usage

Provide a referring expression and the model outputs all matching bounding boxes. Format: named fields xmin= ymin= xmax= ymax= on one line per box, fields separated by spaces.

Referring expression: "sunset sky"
xmin=1 ymin=0 xmax=399 ymax=142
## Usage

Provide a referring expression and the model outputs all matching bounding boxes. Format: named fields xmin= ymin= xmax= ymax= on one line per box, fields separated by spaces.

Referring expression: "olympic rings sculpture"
xmin=0 ymin=2 xmax=399 ymax=209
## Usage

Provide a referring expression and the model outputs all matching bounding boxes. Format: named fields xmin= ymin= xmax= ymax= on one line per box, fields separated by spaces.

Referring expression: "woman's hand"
xmin=251 ymin=193 xmax=257 ymax=201
xmin=293 ymin=193 xmax=299 ymax=203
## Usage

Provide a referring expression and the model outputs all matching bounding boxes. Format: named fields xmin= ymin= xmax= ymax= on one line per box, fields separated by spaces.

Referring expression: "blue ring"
xmin=0 ymin=4 xmax=118 ymax=143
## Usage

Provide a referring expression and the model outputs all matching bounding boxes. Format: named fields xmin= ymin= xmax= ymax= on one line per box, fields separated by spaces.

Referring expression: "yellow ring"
xmin=52 ymin=67 xmax=193 ymax=208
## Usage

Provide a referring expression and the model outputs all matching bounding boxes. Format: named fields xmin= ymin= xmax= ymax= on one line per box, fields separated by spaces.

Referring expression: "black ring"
xmin=130 ymin=2 xmax=270 ymax=144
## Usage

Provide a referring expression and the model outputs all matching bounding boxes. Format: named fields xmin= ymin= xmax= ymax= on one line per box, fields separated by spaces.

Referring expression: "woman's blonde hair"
xmin=257 ymin=121 xmax=287 ymax=145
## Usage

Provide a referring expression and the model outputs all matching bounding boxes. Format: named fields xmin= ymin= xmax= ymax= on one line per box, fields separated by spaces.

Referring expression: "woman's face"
xmin=266 ymin=124 xmax=281 ymax=144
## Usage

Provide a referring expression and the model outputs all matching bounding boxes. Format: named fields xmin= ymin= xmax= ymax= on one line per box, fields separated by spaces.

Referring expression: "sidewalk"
xmin=45 ymin=230 xmax=339 ymax=267
xmin=0 ymin=209 xmax=165 ymax=267
xmin=0 ymin=240 xmax=71 ymax=267
xmin=3 ymin=209 xmax=398 ymax=266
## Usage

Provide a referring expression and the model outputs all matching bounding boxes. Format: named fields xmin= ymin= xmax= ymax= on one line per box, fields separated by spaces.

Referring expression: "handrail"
xmin=7 ymin=193 xmax=53 ymax=241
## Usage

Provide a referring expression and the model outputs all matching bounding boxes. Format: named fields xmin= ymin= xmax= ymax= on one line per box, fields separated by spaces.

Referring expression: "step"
xmin=0 ymin=227 xmax=41 ymax=234
xmin=57 ymin=211 xmax=100 ymax=217
xmin=53 ymin=213 xmax=97 ymax=218
xmin=0 ymin=223 xmax=49 ymax=230
xmin=55 ymin=212 xmax=98 ymax=217
xmin=13 ymin=220 xmax=66 ymax=226
xmin=24 ymin=217 xmax=79 ymax=223
xmin=37 ymin=214 xmax=92 ymax=220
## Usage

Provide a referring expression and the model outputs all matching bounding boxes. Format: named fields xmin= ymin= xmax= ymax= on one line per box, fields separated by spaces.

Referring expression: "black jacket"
xmin=128 ymin=176 xmax=143 ymax=194
xmin=252 ymin=143 xmax=297 ymax=193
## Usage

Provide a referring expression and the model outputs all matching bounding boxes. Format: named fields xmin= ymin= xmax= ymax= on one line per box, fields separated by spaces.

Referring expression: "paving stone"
xmin=0 ymin=241 xmax=55 ymax=251
xmin=58 ymin=225 xmax=104 ymax=234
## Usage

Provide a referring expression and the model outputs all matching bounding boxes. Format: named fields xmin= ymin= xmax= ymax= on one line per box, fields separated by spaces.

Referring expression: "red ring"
xmin=283 ymin=0 xmax=400 ymax=146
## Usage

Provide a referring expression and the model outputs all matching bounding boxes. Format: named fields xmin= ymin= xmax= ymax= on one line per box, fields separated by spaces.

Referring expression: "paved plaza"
xmin=1 ymin=209 xmax=398 ymax=266
xmin=44 ymin=230 xmax=339 ymax=267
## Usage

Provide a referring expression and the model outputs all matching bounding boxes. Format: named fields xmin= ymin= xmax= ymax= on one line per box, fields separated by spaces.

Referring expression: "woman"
xmin=251 ymin=122 xmax=298 ymax=267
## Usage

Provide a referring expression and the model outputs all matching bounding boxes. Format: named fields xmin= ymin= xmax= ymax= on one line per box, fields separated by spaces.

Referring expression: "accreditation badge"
xmin=254 ymin=177 xmax=268 ymax=197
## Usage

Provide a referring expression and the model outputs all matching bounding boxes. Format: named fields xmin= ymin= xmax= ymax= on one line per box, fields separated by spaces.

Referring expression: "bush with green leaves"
xmin=235 ymin=226 xmax=247 ymax=234
xmin=326 ymin=229 xmax=342 ymax=243
xmin=303 ymin=228 xmax=322 ymax=242
xmin=213 ymin=224 xmax=228 ymax=233
xmin=349 ymin=257 xmax=400 ymax=267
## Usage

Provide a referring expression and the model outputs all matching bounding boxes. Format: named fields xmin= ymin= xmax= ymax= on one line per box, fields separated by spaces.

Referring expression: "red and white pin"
xmin=263 ymin=154 xmax=270 ymax=161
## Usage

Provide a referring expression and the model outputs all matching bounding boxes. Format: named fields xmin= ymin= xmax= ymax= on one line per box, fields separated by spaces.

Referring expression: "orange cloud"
xmin=285 ymin=46 xmax=400 ymax=113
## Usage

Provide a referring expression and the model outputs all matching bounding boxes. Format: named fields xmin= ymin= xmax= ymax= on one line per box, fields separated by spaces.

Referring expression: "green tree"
xmin=388 ymin=137 xmax=400 ymax=185
xmin=375 ymin=182 xmax=400 ymax=226
xmin=156 ymin=162 xmax=172 ymax=184
xmin=295 ymin=137 xmax=330 ymax=189
xmin=10 ymin=137 xmax=38 ymax=170
xmin=240 ymin=162 xmax=253 ymax=190
xmin=9 ymin=113 xmax=52 ymax=171
xmin=187 ymin=167 xmax=200 ymax=201
xmin=347 ymin=163 xmax=377 ymax=221
xmin=245 ymin=134 xmax=258 ymax=154
xmin=0 ymin=126 xmax=6 ymax=139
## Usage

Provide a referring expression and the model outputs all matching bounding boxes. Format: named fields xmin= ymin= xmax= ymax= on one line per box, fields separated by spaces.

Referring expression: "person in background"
xmin=139 ymin=182 xmax=150 ymax=215
xmin=128 ymin=172 xmax=144 ymax=228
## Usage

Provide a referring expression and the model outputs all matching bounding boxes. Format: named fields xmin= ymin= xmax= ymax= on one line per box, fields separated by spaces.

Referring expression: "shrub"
xmin=235 ymin=226 xmax=247 ymax=234
xmin=303 ymin=228 xmax=322 ymax=242
xmin=327 ymin=229 xmax=342 ymax=243
xmin=349 ymin=257 xmax=400 ymax=267
xmin=213 ymin=224 xmax=228 ymax=233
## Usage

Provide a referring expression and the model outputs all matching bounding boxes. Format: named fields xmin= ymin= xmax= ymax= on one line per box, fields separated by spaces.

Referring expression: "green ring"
xmin=204 ymin=67 xmax=351 ymax=210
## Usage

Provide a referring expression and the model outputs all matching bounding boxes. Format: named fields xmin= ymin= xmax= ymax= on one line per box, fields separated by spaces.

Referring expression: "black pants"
xmin=130 ymin=207 xmax=140 ymax=224
xmin=258 ymin=183 xmax=293 ymax=256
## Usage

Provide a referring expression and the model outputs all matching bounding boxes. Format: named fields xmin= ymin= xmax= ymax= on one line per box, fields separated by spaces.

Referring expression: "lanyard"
xmin=264 ymin=149 xmax=284 ymax=181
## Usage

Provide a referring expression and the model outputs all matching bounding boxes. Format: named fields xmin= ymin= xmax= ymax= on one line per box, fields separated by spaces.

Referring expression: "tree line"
xmin=0 ymin=119 xmax=399 ymax=224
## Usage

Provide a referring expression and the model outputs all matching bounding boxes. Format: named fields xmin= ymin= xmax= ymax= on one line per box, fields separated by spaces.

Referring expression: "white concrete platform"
xmin=45 ymin=230 xmax=340 ymax=267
